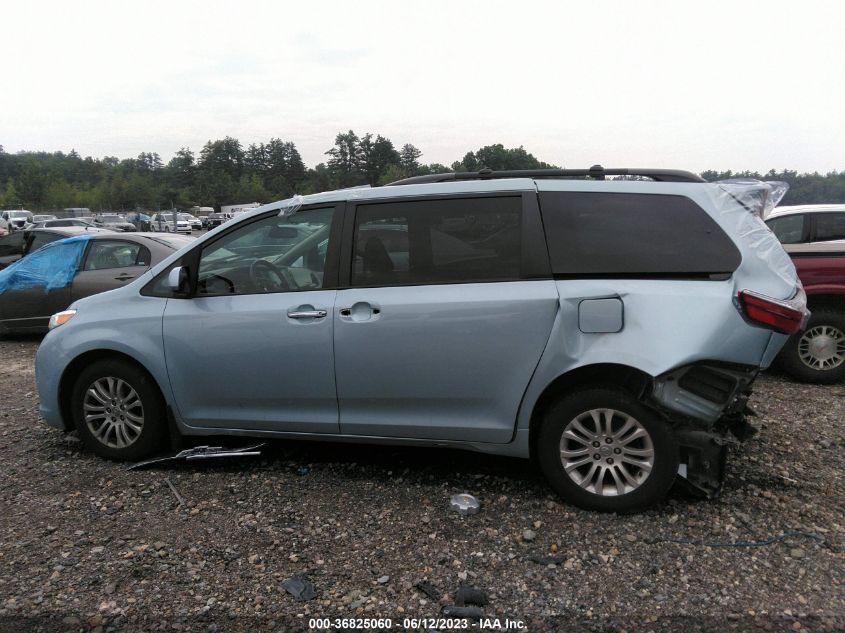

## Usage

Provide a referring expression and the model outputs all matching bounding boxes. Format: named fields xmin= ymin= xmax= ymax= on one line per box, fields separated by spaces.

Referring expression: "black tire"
xmin=537 ymin=387 xmax=678 ymax=513
xmin=71 ymin=359 xmax=167 ymax=461
xmin=778 ymin=309 xmax=845 ymax=384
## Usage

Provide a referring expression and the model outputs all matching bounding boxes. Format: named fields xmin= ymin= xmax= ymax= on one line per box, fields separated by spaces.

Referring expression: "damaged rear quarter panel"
xmin=515 ymin=278 xmax=775 ymax=432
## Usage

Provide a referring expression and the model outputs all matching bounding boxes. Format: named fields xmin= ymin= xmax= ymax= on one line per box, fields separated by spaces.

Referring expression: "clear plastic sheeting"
xmin=0 ymin=235 xmax=92 ymax=295
xmin=715 ymin=179 xmax=789 ymax=219
xmin=704 ymin=179 xmax=796 ymax=288
xmin=277 ymin=195 xmax=305 ymax=218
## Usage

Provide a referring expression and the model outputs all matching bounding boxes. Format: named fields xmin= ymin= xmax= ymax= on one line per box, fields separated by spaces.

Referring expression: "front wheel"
xmin=537 ymin=387 xmax=678 ymax=513
xmin=71 ymin=359 xmax=167 ymax=460
xmin=778 ymin=309 xmax=845 ymax=384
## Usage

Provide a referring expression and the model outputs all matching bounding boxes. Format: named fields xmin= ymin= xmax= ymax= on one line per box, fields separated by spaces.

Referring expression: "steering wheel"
xmin=249 ymin=259 xmax=289 ymax=292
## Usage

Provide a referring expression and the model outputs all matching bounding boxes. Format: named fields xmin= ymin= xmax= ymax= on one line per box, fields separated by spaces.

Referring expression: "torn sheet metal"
xmin=127 ymin=443 xmax=265 ymax=470
xmin=0 ymin=235 xmax=92 ymax=295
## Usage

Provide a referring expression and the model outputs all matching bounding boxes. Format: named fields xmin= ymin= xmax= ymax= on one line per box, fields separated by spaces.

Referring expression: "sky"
xmin=2 ymin=0 xmax=844 ymax=173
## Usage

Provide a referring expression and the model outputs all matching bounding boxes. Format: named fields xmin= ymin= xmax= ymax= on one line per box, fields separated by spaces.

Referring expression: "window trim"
xmin=339 ymin=191 xmax=550 ymax=289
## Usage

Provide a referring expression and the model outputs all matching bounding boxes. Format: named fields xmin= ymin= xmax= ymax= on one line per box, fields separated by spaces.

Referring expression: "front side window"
xmin=84 ymin=241 xmax=150 ymax=271
xmin=197 ymin=208 xmax=335 ymax=295
xmin=814 ymin=212 xmax=845 ymax=241
xmin=766 ymin=215 xmax=806 ymax=244
xmin=351 ymin=196 xmax=522 ymax=287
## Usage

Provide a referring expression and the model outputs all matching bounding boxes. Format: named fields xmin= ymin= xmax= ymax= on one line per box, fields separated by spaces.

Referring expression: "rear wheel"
xmin=71 ymin=359 xmax=167 ymax=460
xmin=779 ymin=309 xmax=845 ymax=384
xmin=537 ymin=387 xmax=678 ymax=512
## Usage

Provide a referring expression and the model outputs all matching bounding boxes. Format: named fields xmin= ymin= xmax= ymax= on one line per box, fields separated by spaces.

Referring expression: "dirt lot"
xmin=0 ymin=337 xmax=842 ymax=632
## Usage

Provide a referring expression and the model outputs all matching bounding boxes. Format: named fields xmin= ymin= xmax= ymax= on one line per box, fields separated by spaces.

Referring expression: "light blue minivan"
xmin=35 ymin=167 xmax=807 ymax=511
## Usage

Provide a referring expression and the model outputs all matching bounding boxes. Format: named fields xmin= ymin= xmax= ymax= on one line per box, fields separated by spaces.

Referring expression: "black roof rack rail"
xmin=386 ymin=165 xmax=705 ymax=186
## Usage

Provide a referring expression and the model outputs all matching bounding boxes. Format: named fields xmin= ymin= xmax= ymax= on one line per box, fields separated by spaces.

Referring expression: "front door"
xmin=162 ymin=205 xmax=342 ymax=433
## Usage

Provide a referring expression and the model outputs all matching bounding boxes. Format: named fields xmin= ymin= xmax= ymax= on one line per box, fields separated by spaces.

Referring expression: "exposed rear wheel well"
xmin=528 ymin=364 xmax=652 ymax=461
xmin=58 ymin=350 xmax=164 ymax=432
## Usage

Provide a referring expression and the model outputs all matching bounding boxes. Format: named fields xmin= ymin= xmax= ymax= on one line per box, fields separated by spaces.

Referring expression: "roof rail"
xmin=386 ymin=165 xmax=705 ymax=186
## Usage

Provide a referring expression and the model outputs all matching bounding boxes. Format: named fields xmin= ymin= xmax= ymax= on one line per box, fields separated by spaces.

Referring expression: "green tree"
xmin=326 ymin=130 xmax=363 ymax=188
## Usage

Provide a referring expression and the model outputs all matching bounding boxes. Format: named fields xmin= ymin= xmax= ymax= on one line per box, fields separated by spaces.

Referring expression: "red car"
xmin=778 ymin=241 xmax=845 ymax=383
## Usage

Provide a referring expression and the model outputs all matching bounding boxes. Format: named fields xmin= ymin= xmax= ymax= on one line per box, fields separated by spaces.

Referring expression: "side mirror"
xmin=167 ymin=266 xmax=190 ymax=294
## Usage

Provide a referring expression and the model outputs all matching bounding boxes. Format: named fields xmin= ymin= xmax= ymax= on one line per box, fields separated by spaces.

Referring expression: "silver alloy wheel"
xmin=559 ymin=408 xmax=654 ymax=496
xmin=798 ymin=325 xmax=845 ymax=371
xmin=83 ymin=377 xmax=144 ymax=449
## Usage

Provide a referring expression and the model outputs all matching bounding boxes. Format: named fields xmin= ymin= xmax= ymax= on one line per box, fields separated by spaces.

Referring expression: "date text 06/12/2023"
xmin=307 ymin=617 xmax=527 ymax=630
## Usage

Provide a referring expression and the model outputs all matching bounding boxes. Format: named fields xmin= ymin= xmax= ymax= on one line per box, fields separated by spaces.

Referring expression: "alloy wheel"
xmin=83 ymin=377 xmax=145 ymax=449
xmin=559 ymin=408 xmax=654 ymax=496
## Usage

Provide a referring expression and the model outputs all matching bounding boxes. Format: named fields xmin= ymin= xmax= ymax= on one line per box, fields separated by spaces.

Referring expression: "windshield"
xmin=9 ymin=211 xmax=31 ymax=218
xmin=100 ymin=215 xmax=122 ymax=222
xmin=179 ymin=214 xmax=195 ymax=221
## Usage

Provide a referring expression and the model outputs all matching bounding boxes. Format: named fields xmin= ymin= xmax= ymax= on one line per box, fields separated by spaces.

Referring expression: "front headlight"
xmin=48 ymin=309 xmax=77 ymax=330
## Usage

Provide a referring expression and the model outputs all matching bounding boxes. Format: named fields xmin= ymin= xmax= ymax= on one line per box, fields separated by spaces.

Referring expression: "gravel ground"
xmin=0 ymin=337 xmax=842 ymax=632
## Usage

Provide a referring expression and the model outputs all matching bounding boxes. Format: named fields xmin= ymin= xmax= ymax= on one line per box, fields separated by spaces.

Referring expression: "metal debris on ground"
xmin=164 ymin=478 xmax=186 ymax=507
xmin=127 ymin=443 xmax=265 ymax=470
xmin=281 ymin=575 xmax=317 ymax=601
xmin=449 ymin=493 xmax=480 ymax=516
xmin=414 ymin=581 xmax=441 ymax=601
xmin=441 ymin=605 xmax=483 ymax=620
xmin=455 ymin=586 xmax=489 ymax=607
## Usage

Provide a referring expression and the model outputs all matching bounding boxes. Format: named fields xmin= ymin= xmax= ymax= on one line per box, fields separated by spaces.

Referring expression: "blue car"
xmin=35 ymin=167 xmax=806 ymax=511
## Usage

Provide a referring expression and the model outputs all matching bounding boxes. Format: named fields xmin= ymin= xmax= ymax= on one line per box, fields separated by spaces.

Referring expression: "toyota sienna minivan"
xmin=35 ymin=167 xmax=806 ymax=512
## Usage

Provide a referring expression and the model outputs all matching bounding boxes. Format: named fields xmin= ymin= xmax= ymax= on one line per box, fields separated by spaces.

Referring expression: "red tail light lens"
xmin=738 ymin=288 xmax=807 ymax=334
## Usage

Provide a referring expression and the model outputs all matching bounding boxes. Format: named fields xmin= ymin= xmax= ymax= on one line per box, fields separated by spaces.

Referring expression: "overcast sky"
xmin=3 ymin=0 xmax=843 ymax=173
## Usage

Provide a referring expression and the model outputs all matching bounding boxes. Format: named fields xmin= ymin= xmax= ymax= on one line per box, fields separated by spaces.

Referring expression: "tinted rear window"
xmin=539 ymin=192 xmax=740 ymax=276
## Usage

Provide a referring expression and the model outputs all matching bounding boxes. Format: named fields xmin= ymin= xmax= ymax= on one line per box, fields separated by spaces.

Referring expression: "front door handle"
xmin=114 ymin=274 xmax=135 ymax=281
xmin=287 ymin=309 xmax=327 ymax=319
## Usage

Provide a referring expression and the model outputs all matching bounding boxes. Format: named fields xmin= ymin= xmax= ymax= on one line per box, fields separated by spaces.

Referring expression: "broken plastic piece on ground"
xmin=455 ymin=586 xmax=488 ymax=607
xmin=281 ymin=575 xmax=317 ymax=601
xmin=414 ymin=581 xmax=441 ymax=601
xmin=450 ymin=493 xmax=480 ymax=515
xmin=127 ymin=443 xmax=265 ymax=470
xmin=441 ymin=605 xmax=483 ymax=620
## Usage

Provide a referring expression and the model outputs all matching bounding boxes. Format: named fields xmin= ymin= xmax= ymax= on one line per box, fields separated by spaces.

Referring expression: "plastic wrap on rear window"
xmin=0 ymin=236 xmax=92 ymax=294
xmin=704 ymin=180 xmax=796 ymax=287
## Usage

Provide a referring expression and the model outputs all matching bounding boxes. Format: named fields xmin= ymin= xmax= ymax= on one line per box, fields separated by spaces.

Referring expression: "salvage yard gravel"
xmin=0 ymin=337 xmax=842 ymax=632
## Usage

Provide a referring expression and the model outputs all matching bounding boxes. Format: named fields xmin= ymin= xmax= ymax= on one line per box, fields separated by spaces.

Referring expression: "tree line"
xmin=0 ymin=133 xmax=842 ymax=212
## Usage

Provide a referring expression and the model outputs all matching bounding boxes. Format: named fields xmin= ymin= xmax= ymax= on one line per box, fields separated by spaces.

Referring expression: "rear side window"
xmin=539 ymin=192 xmax=741 ymax=276
xmin=351 ymin=196 xmax=522 ymax=286
xmin=813 ymin=212 xmax=845 ymax=241
xmin=766 ymin=214 xmax=806 ymax=244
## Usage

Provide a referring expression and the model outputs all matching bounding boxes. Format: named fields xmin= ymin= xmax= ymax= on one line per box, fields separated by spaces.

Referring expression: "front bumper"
xmin=35 ymin=333 xmax=68 ymax=430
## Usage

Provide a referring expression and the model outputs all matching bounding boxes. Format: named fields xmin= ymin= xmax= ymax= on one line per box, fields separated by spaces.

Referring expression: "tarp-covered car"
xmin=0 ymin=232 xmax=195 ymax=334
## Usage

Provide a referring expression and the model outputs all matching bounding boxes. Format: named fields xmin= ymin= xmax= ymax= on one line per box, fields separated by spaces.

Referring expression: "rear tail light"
xmin=737 ymin=287 xmax=807 ymax=334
